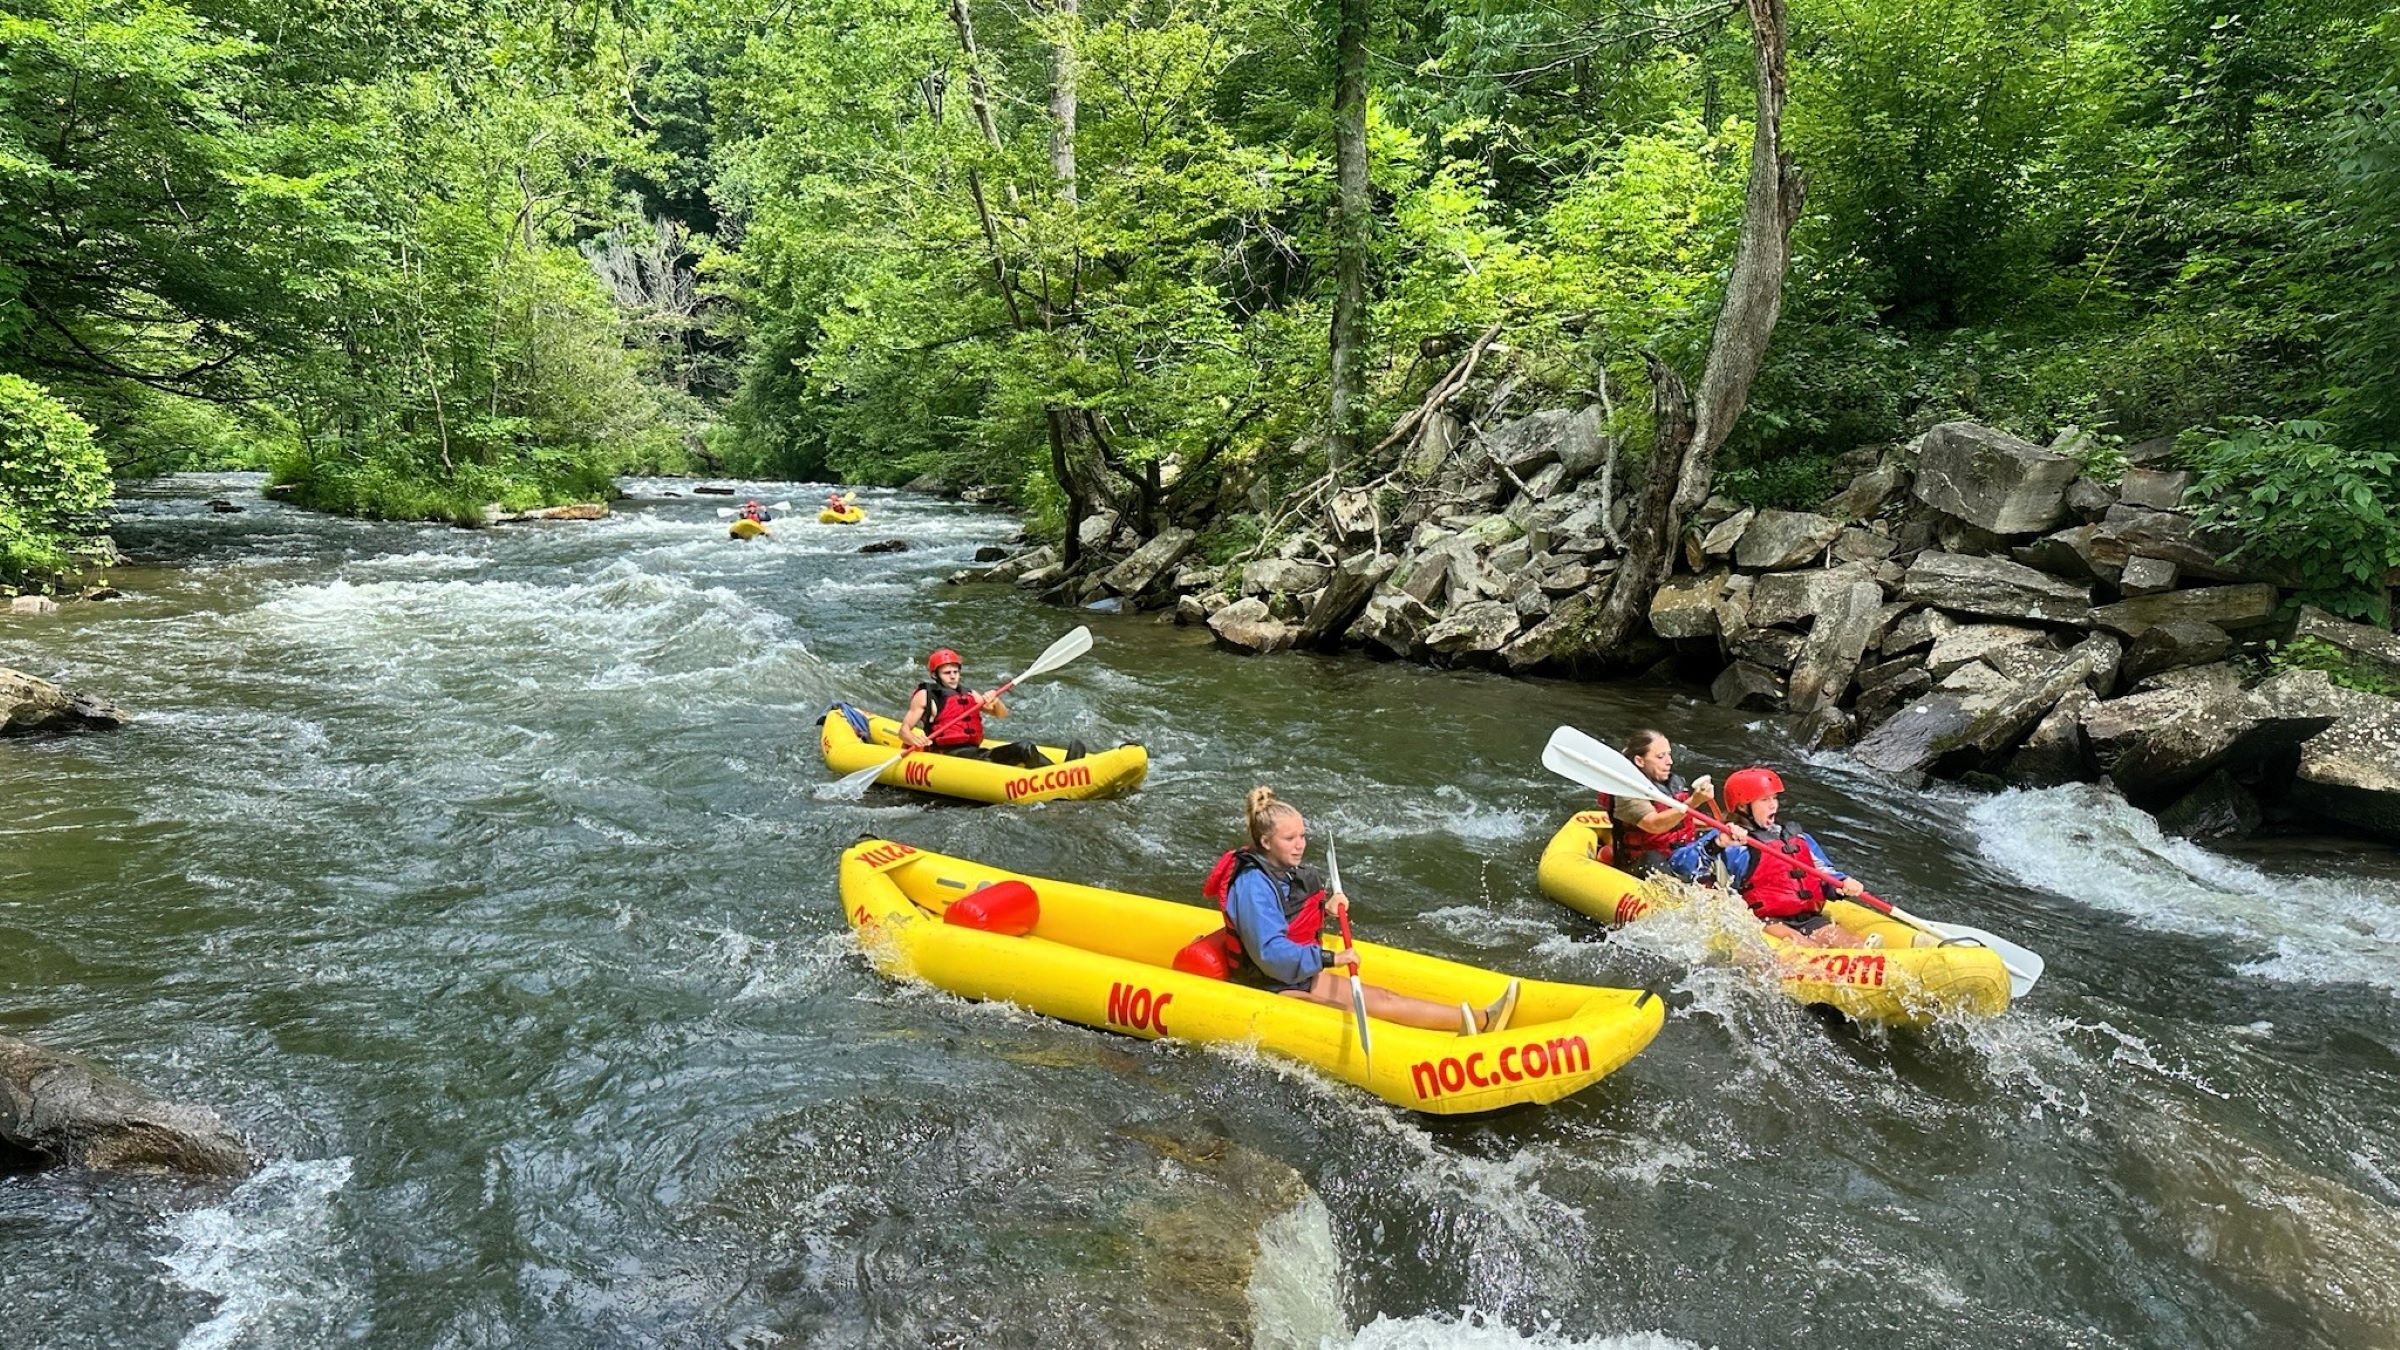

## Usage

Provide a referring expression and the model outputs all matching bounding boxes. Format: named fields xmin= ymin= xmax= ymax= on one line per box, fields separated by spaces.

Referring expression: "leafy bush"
xmin=2186 ymin=418 xmax=2400 ymax=622
xmin=0 ymin=375 xmax=112 ymax=586
xmin=2266 ymin=635 xmax=2400 ymax=698
xmin=270 ymin=448 xmax=615 ymax=527
xmin=1714 ymin=450 xmax=1846 ymax=512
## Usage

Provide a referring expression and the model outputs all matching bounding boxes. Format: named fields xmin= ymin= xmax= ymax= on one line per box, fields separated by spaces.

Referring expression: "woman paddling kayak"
xmin=901 ymin=647 xmax=1084 ymax=768
xmin=1202 ymin=788 xmax=1518 ymax=1035
xmin=1599 ymin=730 xmax=1721 ymax=879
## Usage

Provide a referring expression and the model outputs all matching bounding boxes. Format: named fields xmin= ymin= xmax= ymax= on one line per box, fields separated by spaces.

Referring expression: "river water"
xmin=5 ymin=473 xmax=2399 ymax=1349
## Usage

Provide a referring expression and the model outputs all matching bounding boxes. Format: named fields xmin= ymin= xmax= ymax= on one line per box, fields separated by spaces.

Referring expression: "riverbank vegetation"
xmin=2 ymin=0 xmax=2393 ymax=613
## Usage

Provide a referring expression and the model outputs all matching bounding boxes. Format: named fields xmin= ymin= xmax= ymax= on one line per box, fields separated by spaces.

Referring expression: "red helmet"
xmin=926 ymin=648 xmax=964 ymax=675
xmin=1723 ymin=767 xmax=1785 ymax=813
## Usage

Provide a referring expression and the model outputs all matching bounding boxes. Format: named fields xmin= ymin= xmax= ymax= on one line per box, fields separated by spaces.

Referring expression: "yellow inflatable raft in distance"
xmin=1536 ymin=812 xmax=2009 ymax=1027
xmin=819 ymin=707 xmax=1148 ymax=804
xmin=728 ymin=517 xmax=769 ymax=540
xmin=839 ymin=839 xmax=1666 ymax=1114
xmin=819 ymin=506 xmax=866 ymax=525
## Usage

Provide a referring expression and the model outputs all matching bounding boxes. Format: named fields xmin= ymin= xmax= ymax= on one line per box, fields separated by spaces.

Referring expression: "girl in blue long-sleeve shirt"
xmin=1203 ymin=787 xmax=1519 ymax=1035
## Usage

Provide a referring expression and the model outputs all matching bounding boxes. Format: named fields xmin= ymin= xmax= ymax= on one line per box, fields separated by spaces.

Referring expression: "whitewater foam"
xmin=155 ymin=1157 xmax=358 ymax=1350
xmin=1968 ymin=784 xmax=2400 ymax=995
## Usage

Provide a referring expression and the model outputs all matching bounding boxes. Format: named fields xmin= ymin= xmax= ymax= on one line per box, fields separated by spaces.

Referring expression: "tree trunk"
xmin=1325 ymin=0 xmax=1370 ymax=477
xmin=1586 ymin=0 xmax=1805 ymax=656
xmin=1046 ymin=0 xmax=1078 ymax=208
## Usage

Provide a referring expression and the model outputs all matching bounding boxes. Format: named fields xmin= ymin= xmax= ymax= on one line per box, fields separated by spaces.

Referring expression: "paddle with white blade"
xmin=716 ymin=501 xmax=793 ymax=518
xmin=1539 ymin=725 xmax=2044 ymax=997
xmin=1325 ymin=840 xmax=1371 ymax=1068
xmin=824 ymin=626 xmax=1098 ymax=799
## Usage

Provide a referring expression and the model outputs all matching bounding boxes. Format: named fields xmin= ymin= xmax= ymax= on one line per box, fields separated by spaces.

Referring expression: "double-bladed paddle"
xmin=715 ymin=501 xmax=792 ymax=518
xmin=1540 ymin=725 xmax=2044 ymax=997
xmin=1325 ymin=840 xmax=1372 ymax=1067
xmin=825 ymin=626 xmax=1097 ymax=799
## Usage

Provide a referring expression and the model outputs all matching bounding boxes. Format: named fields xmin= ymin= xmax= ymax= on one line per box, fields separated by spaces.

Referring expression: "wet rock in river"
xmin=0 ymin=1034 xmax=251 ymax=1177
xmin=1 ymin=665 xmax=129 ymax=733
xmin=1208 ymin=597 xmax=1298 ymax=654
xmin=857 ymin=538 xmax=910 ymax=554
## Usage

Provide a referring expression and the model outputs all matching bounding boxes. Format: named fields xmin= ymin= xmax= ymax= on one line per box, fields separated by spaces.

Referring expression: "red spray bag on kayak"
xmin=943 ymin=880 xmax=1039 ymax=936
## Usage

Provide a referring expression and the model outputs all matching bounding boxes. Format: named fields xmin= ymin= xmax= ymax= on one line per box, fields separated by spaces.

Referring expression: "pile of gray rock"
xmin=957 ymin=415 xmax=2400 ymax=844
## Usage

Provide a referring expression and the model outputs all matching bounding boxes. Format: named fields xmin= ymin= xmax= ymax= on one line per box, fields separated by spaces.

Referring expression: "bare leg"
xmin=1282 ymin=971 xmax=1466 ymax=1031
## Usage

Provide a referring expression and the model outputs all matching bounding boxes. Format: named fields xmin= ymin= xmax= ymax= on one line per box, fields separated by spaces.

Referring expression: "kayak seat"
xmin=943 ymin=880 xmax=1040 ymax=936
xmin=1172 ymin=929 xmax=1244 ymax=980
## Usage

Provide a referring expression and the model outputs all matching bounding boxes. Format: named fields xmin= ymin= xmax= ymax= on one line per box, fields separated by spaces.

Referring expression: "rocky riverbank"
xmin=958 ymin=415 xmax=2400 ymax=845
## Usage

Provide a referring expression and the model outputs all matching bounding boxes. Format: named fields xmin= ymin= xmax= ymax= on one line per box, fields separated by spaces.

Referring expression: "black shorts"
xmin=1774 ymin=911 xmax=1835 ymax=936
xmin=935 ymin=742 xmax=1050 ymax=768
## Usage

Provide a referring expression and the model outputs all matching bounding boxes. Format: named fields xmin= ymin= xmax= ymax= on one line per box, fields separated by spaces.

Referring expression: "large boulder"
xmin=1501 ymin=593 xmax=1600 ymax=673
xmin=1749 ymin=563 xmax=1882 ymax=629
xmin=1925 ymin=624 xmax=2054 ymax=679
xmin=1823 ymin=461 xmax=1910 ymax=521
xmin=1878 ymin=607 xmax=1958 ymax=656
xmin=1485 ymin=407 xmax=1605 ymax=479
xmin=1077 ymin=509 xmax=1122 ymax=553
xmin=2014 ymin=524 xmax=2115 ymax=584
xmin=2088 ymin=505 xmax=2243 ymax=581
xmin=2292 ymin=607 xmax=2400 ymax=689
xmin=1420 ymin=600 xmax=1521 ymax=662
xmin=2104 ymin=668 xmax=2344 ymax=806
xmin=1101 ymin=527 xmax=1199 ymax=599
xmin=1207 ymin=597 xmax=1298 ymax=654
xmin=1712 ymin=661 xmax=1787 ymax=710
xmin=1849 ymin=634 xmax=2118 ymax=780
xmin=1734 ymin=510 xmax=1843 ymax=570
xmin=0 ymin=1035 xmax=251 ymax=1176
xmin=2119 ymin=555 xmax=2179 ymax=595
xmin=1327 ymin=488 xmax=1378 ymax=544
xmin=1732 ymin=627 xmax=1807 ymax=673
xmin=1900 ymin=551 xmax=2093 ymax=625
xmin=2088 ymin=584 xmax=2278 ymax=639
xmin=1787 ymin=581 xmax=1888 ymax=714
xmin=1350 ymin=591 xmax=1437 ymax=658
xmin=1 ymin=667 xmax=130 ymax=734
xmin=1297 ymin=552 xmax=1396 ymax=648
xmin=1240 ymin=557 xmax=1331 ymax=597
xmin=2003 ymin=686 xmax=2097 ymax=787
xmin=2289 ymin=692 xmax=2400 ymax=842
xmin=2120 ymin=620 xmax=2234 ymax=687
xmin=1691 ymin=507 xmax=1755 ymax=567
xmin=1910 ymin=422 xmax=2079 ymax=535
xmin=1649 ymin=571 xmax=1735 ymax=640
xmin=2155 ymin=769 xmax=2264 ymax=840
xmin=2117 ymin=467 xmax=2194 ymax=512
xmin=978 ymin=545 xmax=1057 ymax=584
xmin=1830 ymin=526 xmax=1897 ymax=564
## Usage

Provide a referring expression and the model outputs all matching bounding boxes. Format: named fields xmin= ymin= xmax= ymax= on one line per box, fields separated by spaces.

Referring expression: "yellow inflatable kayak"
xmin=819 ymin=705 xmax=1148 ymax=804
xmin=819 ymin=506 xmax=866 ymax=524
xmin=1537 ymin=812 xmax=2009 ymax=1027
xmin=839 ymin=838 xmax=1666 ymax=1114
xmin=728 ymin=518 xmax=769 ymax=540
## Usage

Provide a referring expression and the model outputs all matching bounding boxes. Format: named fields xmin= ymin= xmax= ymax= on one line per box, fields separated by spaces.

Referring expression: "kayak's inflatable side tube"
xmin=839 ymin=838 xmax=1665 ymax=1114
xmin=819 ymin=507 xmax=866 ymax=524
xmin=728 ymin=518 xmax=769 ymax=540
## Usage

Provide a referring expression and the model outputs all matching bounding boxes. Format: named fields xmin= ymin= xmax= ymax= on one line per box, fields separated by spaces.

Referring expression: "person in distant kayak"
xmin=1597 ymin=730 xmax=1719 ymax=878
xmin=901 ymin=648 xmax=1083 ymax=767
xmin=1675 ymin=767 xmax=1865 ymax=948
xmin=1202 ymin=787 xmax=1519 ymax=1036
xmin=740 ymin=499 xmax=772 ymax=522
xmin=826 ymin=491 xmax=857 ymax=513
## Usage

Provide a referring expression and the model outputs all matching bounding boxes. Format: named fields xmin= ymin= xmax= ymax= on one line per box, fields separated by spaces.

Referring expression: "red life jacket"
xmin=1599 ymin=773 xmax=1699 ymax=864
xmin=1732 ymin=825 xmax=1831 ymax=922
xmin=1202 ymin=849 xmax=1326 ymax=956
xmin=916 ymin=681 xmax=985 ymax=748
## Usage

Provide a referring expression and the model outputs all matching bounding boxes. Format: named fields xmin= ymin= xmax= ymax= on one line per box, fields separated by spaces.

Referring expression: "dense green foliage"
xmin=0 ymin=375 xmax=111 ymax=582
xmin=3 ymin=0 xmax=2392 ymax=612
xmin=0 ymin=0 xmax=708 ymax=574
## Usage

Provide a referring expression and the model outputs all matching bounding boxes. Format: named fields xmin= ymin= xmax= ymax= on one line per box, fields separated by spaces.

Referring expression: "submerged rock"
xmin=857 ymin=538 xmax=910 ymax=554
xmin=0 ymin=1035 xmax=251 ymax=1176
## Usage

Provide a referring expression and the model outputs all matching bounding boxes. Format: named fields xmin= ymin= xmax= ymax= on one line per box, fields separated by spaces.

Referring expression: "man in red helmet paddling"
xmin=1672 ymin=767 xmax=1867 ymax=948
xmin=900 ymin=647 xmax=1083 ymax=768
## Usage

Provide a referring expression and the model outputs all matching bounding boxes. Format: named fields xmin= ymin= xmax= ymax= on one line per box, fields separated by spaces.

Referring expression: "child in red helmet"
xmin=901 ymin=648 xmax=1083 ymax=767
xmin=1677 ymin=767 xmax=1866 ymax=948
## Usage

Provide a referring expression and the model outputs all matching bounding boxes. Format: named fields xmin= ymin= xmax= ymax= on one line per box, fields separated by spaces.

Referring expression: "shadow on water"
xmin=2 ymin=473 xmax=2397 ymax=1347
